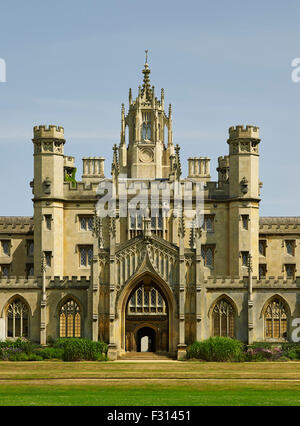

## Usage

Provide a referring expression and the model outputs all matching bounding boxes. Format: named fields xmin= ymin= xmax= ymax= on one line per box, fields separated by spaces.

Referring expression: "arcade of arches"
xmin=1 ymin=295 xmax=292 ymax=351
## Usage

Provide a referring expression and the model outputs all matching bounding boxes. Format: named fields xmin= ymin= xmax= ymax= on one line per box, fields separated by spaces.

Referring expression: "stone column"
xmin=177 ymin=215 xmax=187 ymax=360
xmin=107 ymin=217 xmax=118 ymax=360
xmin=91 ymin=241 xmax=99 ymax=342
xmin=247 ymin=254 xmax=254 ymax=344
xmin=195 ymin=227 xmax=203 ymax=341
xmin=40 ymin=253 xmax=47 ymax=345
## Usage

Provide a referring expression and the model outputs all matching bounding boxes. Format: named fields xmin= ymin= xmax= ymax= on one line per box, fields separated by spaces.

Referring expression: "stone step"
xmin=119 ymin=352 xmax=173 ymax=360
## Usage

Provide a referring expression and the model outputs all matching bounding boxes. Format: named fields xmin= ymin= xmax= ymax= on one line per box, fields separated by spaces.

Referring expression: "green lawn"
xmin=0 ymin=361 xmax=299 ymax=406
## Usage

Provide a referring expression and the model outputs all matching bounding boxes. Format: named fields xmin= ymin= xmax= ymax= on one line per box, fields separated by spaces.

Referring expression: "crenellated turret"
xmin=227 ymin=125 xmax=261 ymax=277
xmin=32 ymin=125 xmax=65 ymax=278
xmin=217 ymin=155 xmax=229 ymax=184
xmin=227 ymin=125 xmax=260 ymax=199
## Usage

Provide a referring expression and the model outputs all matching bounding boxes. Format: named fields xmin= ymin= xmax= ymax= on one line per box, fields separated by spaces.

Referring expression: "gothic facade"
xmin=0 ymin=60 xmax=299 ymax=359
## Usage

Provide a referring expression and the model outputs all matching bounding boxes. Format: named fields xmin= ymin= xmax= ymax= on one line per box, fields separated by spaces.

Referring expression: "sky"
xmin=0 ymin=0 xmax=300 ymax=216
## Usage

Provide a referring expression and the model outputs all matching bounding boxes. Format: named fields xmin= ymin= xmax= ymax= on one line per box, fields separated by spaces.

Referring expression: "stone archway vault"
xmin=115 ymin=271 xmax=178 ymax=355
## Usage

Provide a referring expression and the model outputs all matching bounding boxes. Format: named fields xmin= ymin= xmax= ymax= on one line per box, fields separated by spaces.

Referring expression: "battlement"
xmin=49 ymin=276 xmax=90 ymax=285
xmin=64 ymin=156 xmax=75 ymax=168
xmin=204 ymin=276 xmax=245 ymax=287
xmin=204 ymin=275 xmax=299 ymax=288
xmin=217 ymin=156 xmax=229 ymax=168
xmin=0 ymin=217 xmax=34 ymax=234
xmin=0 ymin=276 xmax=39 ymax=287
xmin=33 ymin=125 xmax=65 ymax=140
xmin=0 ymin=275 xmax=90 ymax=287
xmin=259 ymin=217 xmax=300 ymax=233
xmin=228 ymin=125 xmax=260 ymax=140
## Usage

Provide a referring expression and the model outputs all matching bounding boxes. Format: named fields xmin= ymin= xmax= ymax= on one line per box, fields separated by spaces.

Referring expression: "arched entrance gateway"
xmin=115 ymin=270 xmax=177 ymax=355
xmin=125 ymin=281 xmax=169 ymax=353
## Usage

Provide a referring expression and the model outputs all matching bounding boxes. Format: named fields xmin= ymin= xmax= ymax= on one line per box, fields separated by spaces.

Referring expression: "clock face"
xmin=139 ymin=147 xmax=154 ymax=163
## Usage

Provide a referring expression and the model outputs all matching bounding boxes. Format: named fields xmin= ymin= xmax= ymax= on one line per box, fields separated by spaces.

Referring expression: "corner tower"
xmin=227 ymin=125 xmax=261 ymax=277
xmin=32 ymin=125 xmax=65 ymax=277
xmin=119 ymin=54 xmax=175 ymax=178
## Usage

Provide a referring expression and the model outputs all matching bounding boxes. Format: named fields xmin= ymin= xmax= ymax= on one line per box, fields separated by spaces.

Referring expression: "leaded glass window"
xmin=2 ymin=241 xmax=10 ymax=256
xmin=79 ymin=246 xmax=93 ymax=267
xmin=80 ymin=216 xmax=93 ymax=231
xmin=44 ymin=251 xmax=52 ymax=267
xmin=141 ymin=112 xmax=151 ymax=140
xmin=137 ymin=289 xmax=142 ymax=306
xmin=213 ymin=299 xmax=235 ymax=338
xmin=128 ymin=285 xmax=166 ymax=315
xmin=241 ymin=215 xmax=249 ymax=230
xmin=151 ymin=216 xmax=156 ymax=229
xmin=204 ymin=216 xmax=214 ymax=232
xmin=259 ymin=264 xmax=267 ymax=279
xmin=265 ymin=299 xmax=288 ymax=339
xmin=7 ymin=299 xmax=29 ymax=338
xmin=88 ymin=247 xmax=93 ymax=265
xmin=59 ymin=299 xmax=81 ymax=338
xmin=27 ymin=241 xmax=34 ymax=257
xmin=241 ymin=251 xmax=249 ymax=267
xmin=151 ymin=289 xmax=156 ymax=306
xmin=285 ymin=264 xmax=295 ymax=278
xmin=45 ymin=215 xmax=52 ymax=230
xmin=286 ymin=240 xmax=295 ymax=256
xmin=259 ymin=240 xmax=266 ymax=256
xmin=130 ymin=215 xmax=136 ymax=229
xmin=1 ymin=266 xmax=9 ymax=277
xmin=201 ymin=246 xmax=214 ymax=268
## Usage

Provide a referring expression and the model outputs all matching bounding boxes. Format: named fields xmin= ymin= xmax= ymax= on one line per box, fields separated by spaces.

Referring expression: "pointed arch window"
xmin=7 ymin=299 xmax=29 ymax=338
xmin=142 ymin=112 xmax=151 ymax=140
xmin=59 ymin=298 xmax=82 ymax=338
xmin=213 ymin=298 xmax=235 ymax=338
xmin=265 ymin=298 xmax=288 ymax=339
xmin=128 ymin=284 xmax=167 ymax=315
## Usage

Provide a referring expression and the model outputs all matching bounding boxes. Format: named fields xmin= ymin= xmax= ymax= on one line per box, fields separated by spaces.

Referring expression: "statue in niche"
xmin=43 ymin=177 xmax=51 ymax=195
xmin=240 ymin=176 xmax=248 ymax=195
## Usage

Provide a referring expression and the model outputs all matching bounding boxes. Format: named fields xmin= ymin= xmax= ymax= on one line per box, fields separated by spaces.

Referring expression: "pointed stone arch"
xmin=260 ymin=294 xmax=291 ymax=318
xmin=56 ymin=295 xmax=84 ymax=338
xmin=116 ymin=270 xmax=178 ymax=354
xmin=208 ymin=294 xmax=238 ymax=339
xmin=4 ymin=295 xmax=31 ymax=339
xmin=208 ymin=294 xmax=238 ymax=317
xmin=261 ymin=295 xmax=290 ymax=340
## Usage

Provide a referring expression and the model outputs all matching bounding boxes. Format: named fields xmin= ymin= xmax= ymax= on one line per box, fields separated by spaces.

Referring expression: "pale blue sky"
xmin=1 ymin=0 xmax=300 ymax=216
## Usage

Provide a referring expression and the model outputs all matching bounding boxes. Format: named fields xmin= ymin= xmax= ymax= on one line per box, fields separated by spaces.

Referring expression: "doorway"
xmin=136 ymin=327 xmax=156 ymax=352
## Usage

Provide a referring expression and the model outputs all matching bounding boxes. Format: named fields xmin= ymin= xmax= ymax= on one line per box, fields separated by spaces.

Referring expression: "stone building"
xmin=0 ymin=59 xmax=299 ymax=359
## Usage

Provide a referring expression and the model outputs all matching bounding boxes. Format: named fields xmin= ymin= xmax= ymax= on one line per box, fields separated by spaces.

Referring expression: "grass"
xmin=0 ymin=361 xmax=299 ymax=406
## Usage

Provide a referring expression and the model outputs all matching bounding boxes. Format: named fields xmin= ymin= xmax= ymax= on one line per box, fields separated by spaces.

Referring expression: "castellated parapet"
xmin=33 ymin=125 xmax=65 ymax=140
xmin=228 ymin=125 xmax=260 ymax=141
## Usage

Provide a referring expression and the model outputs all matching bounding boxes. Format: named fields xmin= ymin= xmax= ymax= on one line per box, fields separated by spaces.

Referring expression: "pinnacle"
xmin=141 ymin=61 xmax=152 ymax=102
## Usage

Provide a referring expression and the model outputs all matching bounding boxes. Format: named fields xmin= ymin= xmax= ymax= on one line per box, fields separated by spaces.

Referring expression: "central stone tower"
xmin=118 ymin=56 xmax=175 ymax=178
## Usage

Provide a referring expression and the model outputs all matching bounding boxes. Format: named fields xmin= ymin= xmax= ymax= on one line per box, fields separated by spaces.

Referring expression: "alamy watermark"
xmin=291 ymin=58 xmax=300 ymax=83
xmin=292 ymin=318 xmax=300 ymax=342
xmin=95 ymin=175 xmax=205 ymax=228
xmin=0 ymin=58 xmax=6 ymax=83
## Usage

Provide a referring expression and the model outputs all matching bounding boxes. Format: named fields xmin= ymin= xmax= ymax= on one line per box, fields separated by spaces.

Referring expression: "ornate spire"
xmin=141 ymin=50 xmax=152 ymax=102
xmin=120 ymin=103 xmax=125 ymax=145
xmin=111 ymin=144 xmax=119 ymax=176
